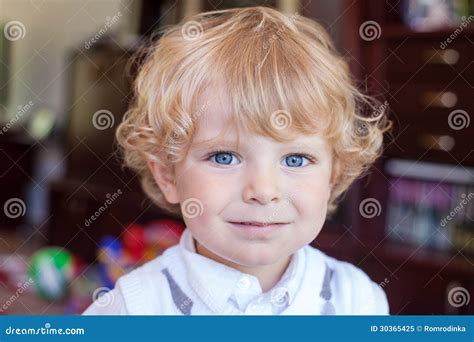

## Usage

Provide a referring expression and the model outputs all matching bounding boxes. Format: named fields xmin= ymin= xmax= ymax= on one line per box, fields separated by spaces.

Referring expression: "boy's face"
xmin=150 ymin=97 xmax=337 ymax=268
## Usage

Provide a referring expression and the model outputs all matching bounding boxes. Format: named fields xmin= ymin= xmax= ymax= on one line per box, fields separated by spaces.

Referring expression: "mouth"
xmin=228 ymin=221 xmax=290 ymax=228
xmin=228 ymin=221 xmax=290 ymax=238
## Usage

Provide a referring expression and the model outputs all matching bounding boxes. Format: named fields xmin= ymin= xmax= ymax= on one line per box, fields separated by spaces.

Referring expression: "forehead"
xmin=194 ymin=89 xmax=232 ymax=137
xmin=192 ymin=98 xmax=330 ymax=152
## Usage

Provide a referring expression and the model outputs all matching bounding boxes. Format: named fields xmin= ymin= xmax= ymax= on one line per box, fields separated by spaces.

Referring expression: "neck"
xmin=194 ymin=239 xmax=291 ymax=292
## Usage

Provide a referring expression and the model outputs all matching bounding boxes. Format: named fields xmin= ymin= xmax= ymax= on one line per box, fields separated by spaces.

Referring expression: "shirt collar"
xmin=178 ymin=228 xmax=306 ymax=313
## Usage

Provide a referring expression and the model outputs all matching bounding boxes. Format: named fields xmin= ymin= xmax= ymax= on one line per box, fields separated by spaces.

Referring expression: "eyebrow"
xmin=191 ymin=139 xmax=327 ymax=154
xmin=192 ymin=140 xmax=240 ymax=149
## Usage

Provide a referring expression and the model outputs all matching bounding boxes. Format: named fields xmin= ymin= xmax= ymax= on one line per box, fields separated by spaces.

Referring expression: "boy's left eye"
xmin=282 ymin=154 xmax=312 ymax=167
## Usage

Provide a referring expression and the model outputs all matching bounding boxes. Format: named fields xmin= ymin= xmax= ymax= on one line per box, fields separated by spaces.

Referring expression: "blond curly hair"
xmin=116 ymin=6 xmax=391 ymax=218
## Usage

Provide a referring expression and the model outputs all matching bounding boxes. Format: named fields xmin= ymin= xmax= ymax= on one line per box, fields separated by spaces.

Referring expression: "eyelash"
xmin=205 ymin=150 xmax=317 ymax=165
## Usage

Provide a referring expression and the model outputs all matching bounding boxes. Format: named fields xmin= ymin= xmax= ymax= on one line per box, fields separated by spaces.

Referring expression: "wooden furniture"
xmin=0 ymin=133 xmax=34 ymax=229
xmin=48 ymin=44 xmax=177 ymax=262
xmin=314 ymin=0 xmax=473 ymax=315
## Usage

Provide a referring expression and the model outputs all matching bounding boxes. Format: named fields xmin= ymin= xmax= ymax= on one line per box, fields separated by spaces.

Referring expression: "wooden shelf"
xmin=368 ymin=240 xmax=474 ymax=275
xmin=314 ymin=230 xmax=474 ymax=276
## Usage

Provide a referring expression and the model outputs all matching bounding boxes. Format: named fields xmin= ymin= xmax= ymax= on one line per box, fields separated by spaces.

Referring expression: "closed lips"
xmin=230 ymin=221 xmax=288 ymax=226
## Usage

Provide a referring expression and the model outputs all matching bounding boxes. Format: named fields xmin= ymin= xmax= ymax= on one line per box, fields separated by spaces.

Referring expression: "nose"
xmin=242 ymin=163 xmax=282 ymax=205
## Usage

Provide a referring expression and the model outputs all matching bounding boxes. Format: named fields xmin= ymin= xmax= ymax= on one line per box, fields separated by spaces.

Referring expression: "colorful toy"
xmin=143 ymin=219 xmax=185 ymax=260
xmin=95 ymin=219 xmax=185 ymax=287
xmin=97 ymin=236 xmax=126 ymax=289
xmin=122 ymin=224 xmax=146 ymax=263
xmin=21 ymin=219 xmax=185 ymax=312
xmin=28 ymin=247 xmax=77 ymax=301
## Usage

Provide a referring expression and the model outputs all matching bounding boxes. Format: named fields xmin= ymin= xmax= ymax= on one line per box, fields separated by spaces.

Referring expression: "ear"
xmin=148 ymin=160 xmax=180 ymax=204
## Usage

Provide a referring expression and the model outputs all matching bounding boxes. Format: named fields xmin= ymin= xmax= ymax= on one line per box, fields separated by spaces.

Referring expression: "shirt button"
xmin=271 ymin=287 xmax=289 ymax=307
xmin=237 ymin=277 xmax=250 ymax=290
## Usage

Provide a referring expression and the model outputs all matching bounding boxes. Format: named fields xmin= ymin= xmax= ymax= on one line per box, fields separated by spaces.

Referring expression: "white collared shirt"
xmin=84 ymin=228 xmax=389 ymax=315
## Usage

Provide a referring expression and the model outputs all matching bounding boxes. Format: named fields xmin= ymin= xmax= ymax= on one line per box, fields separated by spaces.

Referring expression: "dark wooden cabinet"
xmin=314 ymin=0 xmax=474 ymax=315
xmin=47 ymin=44 xmax=177 ymax=262
xmin=0 ymin=135 xmax=34 ymax=228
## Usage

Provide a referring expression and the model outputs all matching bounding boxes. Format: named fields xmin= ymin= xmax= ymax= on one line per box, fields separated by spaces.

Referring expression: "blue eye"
xmin=209 ymin=152 xmax=239 ymax=165
xmin=283 ymin=154 xmax=312 ymax=167
xmin=207 ymin=151 xmax=314 ymax=167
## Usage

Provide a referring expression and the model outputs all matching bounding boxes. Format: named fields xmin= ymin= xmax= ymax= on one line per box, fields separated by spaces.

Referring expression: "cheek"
xmin=175 ymin=164 xmax=231 ymax=224
xmin=290 ymin=177 xmax=331 ymax=219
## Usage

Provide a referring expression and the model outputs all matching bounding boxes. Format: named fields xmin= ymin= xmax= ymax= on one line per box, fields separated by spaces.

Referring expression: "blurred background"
xmin=0 ymin=0 xmax=472 ymax=315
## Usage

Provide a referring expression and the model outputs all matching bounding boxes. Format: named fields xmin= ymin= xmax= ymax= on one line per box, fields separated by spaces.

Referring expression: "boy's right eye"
xmin=208 ymin=151 xmax=240 ymax=165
